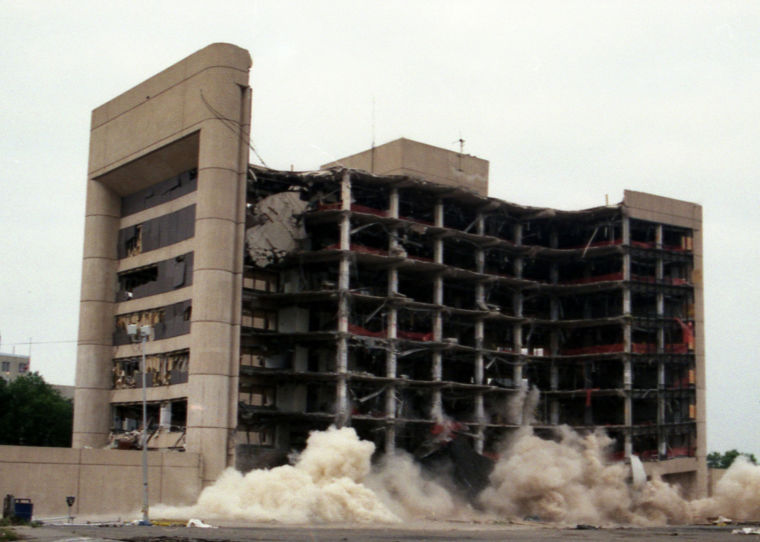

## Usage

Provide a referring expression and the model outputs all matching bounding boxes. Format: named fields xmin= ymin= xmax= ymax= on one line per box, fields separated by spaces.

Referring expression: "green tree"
xmin=707 ymin=449 xmax=758 ymax=469
xmin=0 ymin=372 xmax=72 ymax=447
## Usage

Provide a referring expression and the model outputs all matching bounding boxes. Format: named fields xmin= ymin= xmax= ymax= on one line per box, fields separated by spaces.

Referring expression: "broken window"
xmin=112 ymin=350 xmax=189 ymax=389
xmin=240 ymin=347 xmax=265 ymax=368
xmin=559 ymin=256 xmax=623 ymax=284
xmin=632 ymin=433 xmax=659 ymax=461
xmin=243 ymin=270 xmax=278 ymax=292
xmin=352 ymin=181 xmax=389 ymax=214
xmin=443 ymin=202 xmax=478 ymax=232
xmin=348 ymin=381 xmax=385 ymax=416
xmin=241 ymin=428 xmax=274 ymax=446
xmin=630 ymin=219 xmax=657 ymax=247
xmin=242 ymin=309 xmax=277 ymax=331
xmin=484 ymin=248 xmax=513 ymax=277
xmin=399 ymin=188 xmax=435 ymax=224
xmin=443 ymin=238 xmax=477 ymax=271
xmin=239 ymin=385 xmax=276 ymax=407
xmin=632 ymin=398 xmax=658 ymax=425
xmin=522 ymin=258 xmax=552 ymax=282
xmin=117 ymin=205 xmax=196 ymax=259
xmin=556 ymin=220 xmax=621 ymax=249
xmin=397 ymin=229 xmax=433 ymax=261
xmin=663 ymin=225 xmax=693 ymax=252
xmin=665 ymin=431 xmax=695 ymax=458
xmin=352 ymin=264 xmax=387 ymax=297
xmin=306 ymin=383 xmax=334 ymax=413
xmin=397 ymin=270 xmax=431 ymax=302
xmin=121 ymin=168 xmax=198 ymax=217
xmin=113 ymin=300 xmax=191 ymax=344
xmin=484 ymin=211 xmax=516 ymax=242
xmin=442 ymin=278 xmax=477 ymax=310
xmin=116 ymin=253 xmax=194 ymax=301
xmin=521 ymin=220 xmax=552 ymax=247
xmin=111 ymin=399 xmax=187 ymax=449
xmin=172 ymin=256 xmax=186 ymax=288
xmin=350 ymin=221 xmax=389 ymax=255
xmin=125 ymin=225 xmax=142 ymax=257
xmin=561 ymin=291 xmax=622 ymax=320
xmin=118 ymin=264 xmax=158 ymax=300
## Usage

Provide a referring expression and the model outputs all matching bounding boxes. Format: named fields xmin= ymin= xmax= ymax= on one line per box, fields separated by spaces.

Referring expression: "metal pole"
xmin=140 ymin=331 xmax=150 ymax=525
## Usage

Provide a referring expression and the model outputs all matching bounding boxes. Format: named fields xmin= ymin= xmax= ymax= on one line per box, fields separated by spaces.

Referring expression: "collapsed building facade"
xmin=73 ymin=44 xmax=706 ymax=496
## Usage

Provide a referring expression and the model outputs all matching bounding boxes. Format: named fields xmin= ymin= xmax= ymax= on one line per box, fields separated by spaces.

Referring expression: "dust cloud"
xmin=153 ymin=426 xmax=399 ymax=523
xmin=693 ymin=457 xmax=760 ymax=521
xmin=479 ymin=426 xmax=692 ymax=526
xmin=365 ymin=451 xmax=463 ymax=520
xmin=155 ymin=423 xmax=760 ymax=526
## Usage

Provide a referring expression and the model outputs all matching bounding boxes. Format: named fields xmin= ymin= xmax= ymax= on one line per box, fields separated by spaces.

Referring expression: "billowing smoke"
xmin=505 ymin=385 xmax=540 ymax=425
xmin=693 ymin=457 xmax=760 ymax=521
xmin=365 ymin=451 xmax=461 ymax=520
xmin=155 ymin=422 xmax=760 ymax=526
xmin=479 ymin=426 xmax=692 ymax=526
xmin=153 ymin=426 xmax=398 ymax=523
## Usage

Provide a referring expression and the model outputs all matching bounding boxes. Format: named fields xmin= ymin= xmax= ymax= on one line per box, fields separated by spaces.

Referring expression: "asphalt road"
xmin=12 ymin=521 xmax=755 ymax=542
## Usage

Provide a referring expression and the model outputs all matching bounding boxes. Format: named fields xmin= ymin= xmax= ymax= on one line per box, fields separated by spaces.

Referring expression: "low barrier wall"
xmin=0 ymin=446 xmax=201 ymax=518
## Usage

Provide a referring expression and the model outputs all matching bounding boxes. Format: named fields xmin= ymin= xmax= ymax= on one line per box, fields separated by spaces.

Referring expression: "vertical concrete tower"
xmin=73 ymin=44 xmax=251 ymax=485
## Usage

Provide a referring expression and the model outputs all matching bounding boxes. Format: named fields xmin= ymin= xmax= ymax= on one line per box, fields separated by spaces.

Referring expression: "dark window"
xmin=121 ymin=169 xmax=198 ymax=217
xmin=117 ymin=205 xmax=195 ymax=258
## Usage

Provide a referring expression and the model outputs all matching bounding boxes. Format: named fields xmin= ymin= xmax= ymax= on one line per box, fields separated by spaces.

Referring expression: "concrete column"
xmin=385 ymin=303 xmax=397 ymax=453
xmin=431 ymin=199 xmax=444 ymax=420
xmin=335 ymin=171 xmax=352 ymax=426
xmin=548 ymin=228 xmax=559 ymax=425
xmin=73 ymin=180 xmax=120 ymax=448
xmin=189 ymin=129 xmax=248 ymax=482
xmin=621 ymin=215 xmax=633 ymax=456
xmin=655 ymin=225 xmax=666 ymax=455
xmin=473 ymin=212 xmax=486 ymax=453
xmin=693 ymin=223 xmax=707 ymax=496
xmin=434 ymin=199 xmax=444 ymax=229
xmin=512 ymin=222 xmax=524 ymax=386
xmin=474 ymin=317 xmax=485 ymax=453
xmin=385 ymin=187 xmax=400 ymax=453
xmin=187 ymin=71 xmax=252 ymax=480
xmin=474 ymin=225 xmax=485 ymax=451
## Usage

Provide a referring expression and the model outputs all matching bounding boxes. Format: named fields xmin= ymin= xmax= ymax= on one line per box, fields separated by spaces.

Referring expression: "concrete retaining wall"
xmin=0 ymin=446 xmax=201 ymax=518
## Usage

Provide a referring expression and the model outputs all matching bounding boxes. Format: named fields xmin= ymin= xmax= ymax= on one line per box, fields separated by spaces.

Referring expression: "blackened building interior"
xmin=237 ymin=162 xmax=703 ymax=494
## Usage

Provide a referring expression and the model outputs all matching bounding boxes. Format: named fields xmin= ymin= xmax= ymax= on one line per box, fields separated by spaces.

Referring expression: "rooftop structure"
xmin=323 ymin=137 xmax=490 ymax=196
xmin=0 ymin=353 xmax=30 ymax=382
xmin=73 ymin=44 xmax=706 ymax=497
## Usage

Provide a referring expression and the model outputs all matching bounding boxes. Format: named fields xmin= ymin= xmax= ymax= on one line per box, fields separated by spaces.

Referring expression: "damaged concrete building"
xmin=74 ymin=44 xmax=706 ymax=496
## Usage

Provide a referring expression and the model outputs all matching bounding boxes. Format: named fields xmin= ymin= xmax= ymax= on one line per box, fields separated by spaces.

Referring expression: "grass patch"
xmin=0 ymin=526 xmax=20 ymax=541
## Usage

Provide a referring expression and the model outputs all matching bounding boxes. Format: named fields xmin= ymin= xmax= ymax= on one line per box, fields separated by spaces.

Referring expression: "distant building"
xmin=73 ymin=44 xmax=706 ymax=497
xmin=0 ymin=353 xmax=30 ymax=382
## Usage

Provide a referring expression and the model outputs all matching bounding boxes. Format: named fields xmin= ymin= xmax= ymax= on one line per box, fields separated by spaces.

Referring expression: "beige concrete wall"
xmin=324 ymin=138 xmax=489 ymax=196
xmin=0 ymin=446 xmax=201 ymax=518
xmin=74 ymin=43 xmax=252 ymax=486
xmin=623 ymin=189 xmax=706 ymax=498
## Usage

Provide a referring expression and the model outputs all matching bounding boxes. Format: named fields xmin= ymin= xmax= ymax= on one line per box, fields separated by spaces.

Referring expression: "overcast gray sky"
xmin=1 ymin=0 xmax=758 ymax=455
